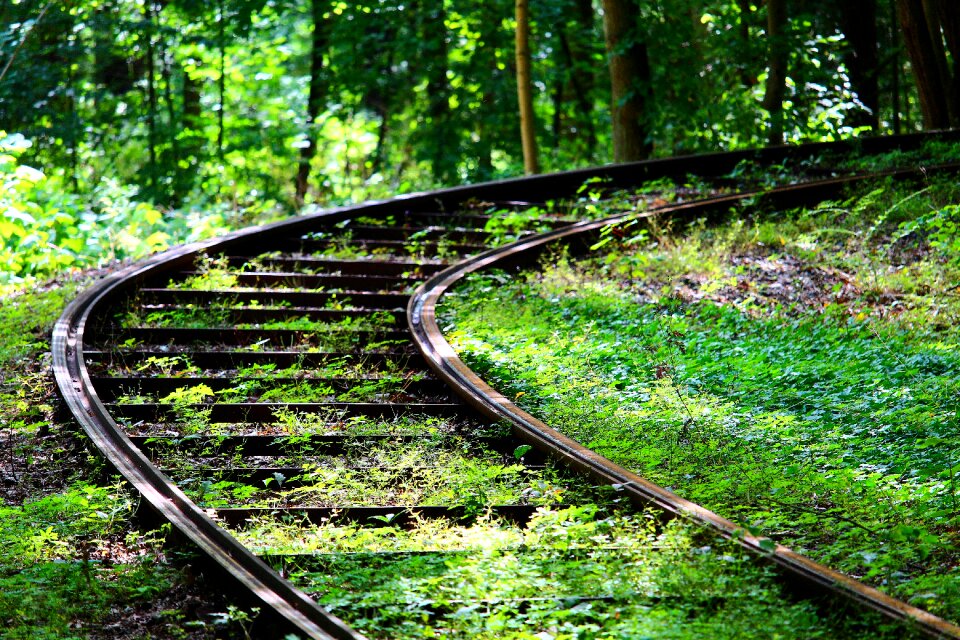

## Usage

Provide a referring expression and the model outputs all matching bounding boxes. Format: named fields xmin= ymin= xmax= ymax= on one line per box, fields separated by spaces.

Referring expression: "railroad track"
xmin=53 ymin=133 xmax=960 ymax=639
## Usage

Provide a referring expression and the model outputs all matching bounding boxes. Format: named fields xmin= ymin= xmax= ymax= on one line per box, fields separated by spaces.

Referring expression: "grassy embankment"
xmin=442 ymin=172 xmax=960 ymax=623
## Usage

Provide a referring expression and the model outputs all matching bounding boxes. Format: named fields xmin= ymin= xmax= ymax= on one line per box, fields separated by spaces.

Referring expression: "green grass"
xmin=0 ymin=483 xmax=176 ymax=638
xmin=0 ymin=278 xmax=258 ymax=638
xmin=274 ymin=506 xmax=910 ymax=639
xmin=440 ymin=176 xmax=960 ymax=623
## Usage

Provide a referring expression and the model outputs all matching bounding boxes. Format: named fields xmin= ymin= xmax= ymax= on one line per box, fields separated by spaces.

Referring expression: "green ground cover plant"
xmin=0 ymin=483 xmax=177 ymax=638
xmin=440 ymin=175 xmax=960 ymax=622
xmin=0 ymin=279 xmax=263 ymax=638
xmin=181 ymin=439 xmax=571 ymax=511
xmin=265 ymin=506 xmax=911 ymax=639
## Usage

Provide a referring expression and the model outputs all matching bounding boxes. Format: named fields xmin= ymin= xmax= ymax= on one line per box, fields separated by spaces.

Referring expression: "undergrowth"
xmin=0 ymin=279 xmax=260 ymax=638
xmin=266 ymin=506 xmax=912 ymax=639
xmin=441 ymin=174 xmax=960 ymax=623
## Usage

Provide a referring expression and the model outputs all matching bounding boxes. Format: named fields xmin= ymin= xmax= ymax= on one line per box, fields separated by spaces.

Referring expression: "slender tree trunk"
xmin=371 ymin=108 xmax=389 ymax=176
xmin=295 ymin=0 xmax=329 ymax=204
xmin=921 ymin=0 xmax=953 ymax=120
xmin=160 ymin=33 xmax=182 ymax=199
xmin=216 ymin=0 xmax=226 ymax=161
xmin=515 ymin=0 xmax=539 ymax=174
xmin=181 ymin=67 xmax=203 ymax=179
xmin=891 ymin=0 xmax=902 ymax=133
xmin=601 ymin=0 xmax=651 ymax=162
xmin=734 ymin=0 xmax=758 ymax=87
xmin=477 ymin=92 xmax=494 ymax=180
xmin=762 ymin=0 xmax=788 ymax=145
xmin=369 ymin=47 xmax=395 ymax=176
xmin=425 ymin=2 xmax=454 ymax=183
xmin=552 ymin=69 xmax=563 ymax=150
xmin=559 ymin=0 xmax=598 ymax=156
xmin=930 ymin=0 xmax=960 ymax=125
xmin=67 ymin=41 xmax=79 ymax=191
xmin=839 ymin=0 xmax=880 ymax=130
xmin=897 ymin=0 xmax=951 ymax=128
xmin=144 ymin=0 xmax=158 ymax=194
xmin=183 ymin=72 xmax=201 ymax=124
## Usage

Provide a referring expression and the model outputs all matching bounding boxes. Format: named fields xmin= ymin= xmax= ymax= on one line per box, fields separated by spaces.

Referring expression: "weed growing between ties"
xmin=247 ymin=506 xmax=915 ymax=639
xmin=440 ymin=175 xmax=960 ymax=622
xmin=179 ymin=437 xmax=571 ymax=511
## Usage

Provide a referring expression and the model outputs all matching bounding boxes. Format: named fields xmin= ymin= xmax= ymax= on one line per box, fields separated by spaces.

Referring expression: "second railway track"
xmin=53 ymin=134 xmax=960 ymax=639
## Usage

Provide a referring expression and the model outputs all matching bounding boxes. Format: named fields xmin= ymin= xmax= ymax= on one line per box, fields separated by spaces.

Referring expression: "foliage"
xmin=0 ymin=132 xmax=243 ymax=283
xmin=0 ymin=478 xmax=212 ymax=638
xmin=269 ymin=507 xmax=909 ymax=639
xmin=0 ymin=0 xmax=924 ymax=218
xmin=899 ymin=204 xmax=960 ymax=266
xmin=0 ymin=483 xmax=131 ymax=567
xmin=441 ymin=176 xmax=960 ymax=622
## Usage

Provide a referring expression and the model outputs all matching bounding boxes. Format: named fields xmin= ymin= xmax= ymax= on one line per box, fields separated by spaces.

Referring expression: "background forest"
xmin=0 ymin=0 xmax=958 ymax=282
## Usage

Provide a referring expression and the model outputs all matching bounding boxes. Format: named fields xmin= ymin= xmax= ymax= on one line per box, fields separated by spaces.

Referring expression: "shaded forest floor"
xmin=0 ymin=269 xmax=248 ymax=639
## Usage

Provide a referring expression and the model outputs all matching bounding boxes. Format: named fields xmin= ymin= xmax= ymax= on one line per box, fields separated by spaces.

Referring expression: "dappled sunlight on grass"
xmin=440 ymin=177 xmax=960 ymax=622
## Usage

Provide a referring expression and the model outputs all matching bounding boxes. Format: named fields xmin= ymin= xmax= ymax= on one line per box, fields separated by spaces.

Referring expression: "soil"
xmin=625 ymin=246 xmax=928 ymax=319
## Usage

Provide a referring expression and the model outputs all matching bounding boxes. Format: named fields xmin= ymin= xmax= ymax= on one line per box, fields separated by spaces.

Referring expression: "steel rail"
xmin=52 ymin=132 xmax=960 ymax=638
xmin=408 ymin=167 xmax=960 ymax=639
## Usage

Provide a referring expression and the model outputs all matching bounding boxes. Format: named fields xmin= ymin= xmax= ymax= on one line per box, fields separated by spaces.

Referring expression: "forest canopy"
xmin=0 ymin=0 xmax=957 ymax=281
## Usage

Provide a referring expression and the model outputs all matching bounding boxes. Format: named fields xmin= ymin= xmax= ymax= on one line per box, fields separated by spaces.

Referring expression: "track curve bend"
xmin=53 ymin=133 xmax=960 ymax=639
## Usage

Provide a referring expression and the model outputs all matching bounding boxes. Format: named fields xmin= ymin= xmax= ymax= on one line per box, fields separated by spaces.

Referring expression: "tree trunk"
xmin=553 ymin=0 xmax=597 ymax=158
xmin=216 ymin=0 xmax=226 ymax=161
xmin=930 ymin=0 xmax=960 ymax=124
xmin=839 ymin=0 xmax=880 ymax=130
xmin=890 ymin=0 xmax=902 ymax=133
xmin=295 ymin=0 xmax=329 ymax=205
xmin=369 ymin=46 xmax=395 ymax=177
xmin=424 ymin=3 xmax=455 ymax=183
xmin=160 ymin=30 xmax=182 ymax=198
xmin=921 ymin=0 xmax=953 ymax=120
xmin=735 ymin=0 xmax=754 ymax=86
xmin=552 ymin=63 xmax=563 ymax=150
xmin=762 ymin=0 xmax=788 ymax=145
xmin=515 ymin=0 xmax=539 ymax=174
xmin=181 ymin=66 xmax=203 ymax=179
xmin=601 ymin=0 xmax=651 ymax=162
xmin=144 ymin=1 xmax=158 ymax=190
xmin=370 ymin=108 xmax=389 ymax=176
xmin=896 ymin=0 xmax=951 ymax=128
xmin=183 ymin=70 xmax=201 ymax=128
xmin=570 ymin=0 xmax=597 ymax=152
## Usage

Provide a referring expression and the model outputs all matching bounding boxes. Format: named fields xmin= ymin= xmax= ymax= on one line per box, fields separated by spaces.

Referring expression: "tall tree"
xmin=295 ymin=0 xmax=330 ymax=204
xmin=601 ymin=0 xmax=651 ymax=162
xmin=544 ymin=0 xmax=600 ymax=160
xmin=896 ymin=0 xmax=959 ymax=128
xmin=143 ymin=0 xmax=160 ymax=194
xmin=762 ymin=0 xmax=788 ymax=145
xmin=421 ymin=1 xmax=456 ymax=183
xmin=216 ymin=0 xmax=227 ymax=160
xmin=933 ymin=0 xmax=960 ymax=124
xmin=515 ymin=0 xmax=539 ymax=174
xmin=838 ymin=0 xmax=880 ymax=130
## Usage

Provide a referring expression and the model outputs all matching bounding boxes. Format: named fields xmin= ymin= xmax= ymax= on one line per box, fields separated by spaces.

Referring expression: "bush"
xmin=1 ymin=131 xmax=242 ymax=283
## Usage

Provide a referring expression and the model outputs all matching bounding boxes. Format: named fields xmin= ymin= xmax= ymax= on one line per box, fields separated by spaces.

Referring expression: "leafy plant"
xmin=162 ymin=384 xmax=215 ymax=435
xmin=440 ymin=176 xmax=960 ymax=622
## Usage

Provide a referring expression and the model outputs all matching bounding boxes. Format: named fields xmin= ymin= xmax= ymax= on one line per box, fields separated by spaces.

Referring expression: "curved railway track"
xmin=53 ymin=133 xmax=960 ymax=639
